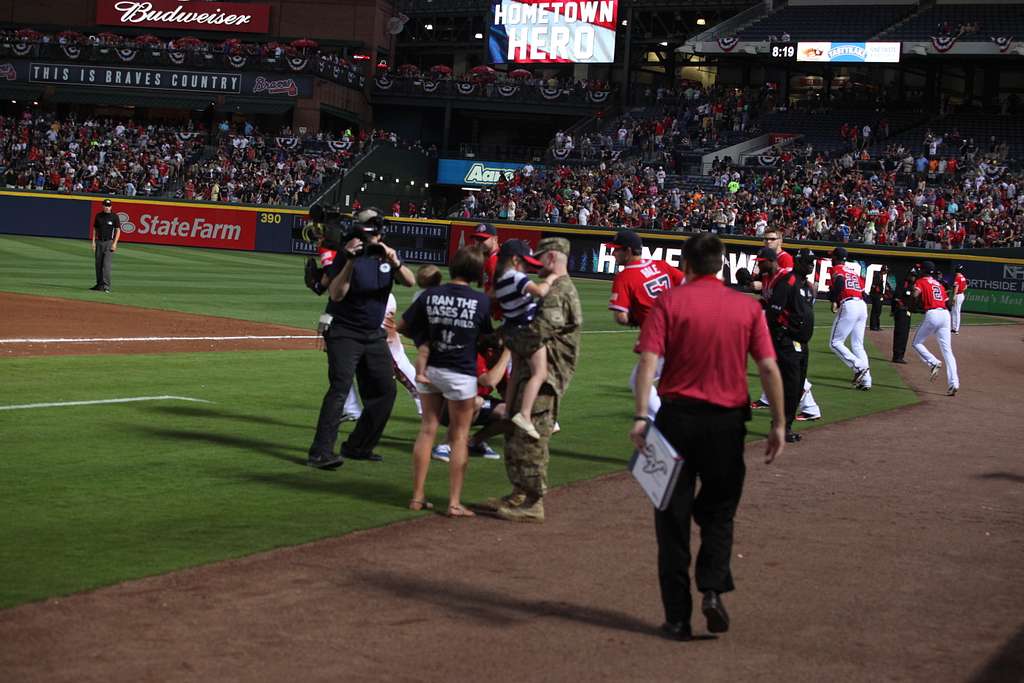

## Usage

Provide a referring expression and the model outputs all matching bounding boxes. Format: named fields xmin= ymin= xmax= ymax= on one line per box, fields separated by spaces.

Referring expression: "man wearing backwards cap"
xmin=827 ymin=246 xmax=872 ymax=390
xmin=90 ymin=198 xmax=121 ymax=293
xmin=483 ymin=237 xmax=582 ymax=524
xmin=606 ymin=229 xmax=685 ymax=421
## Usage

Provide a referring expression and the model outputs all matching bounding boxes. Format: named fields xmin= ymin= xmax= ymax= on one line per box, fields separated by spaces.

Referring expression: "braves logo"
xmin=252 ymin=76 xmax=298 ymax=97
xmin=0 ymin=63 xmax=16 ymax=81
xmin=643 ymin=274 xmax=672 ymax=299
xmin=640 ymin=445 xmax=668 ymax=476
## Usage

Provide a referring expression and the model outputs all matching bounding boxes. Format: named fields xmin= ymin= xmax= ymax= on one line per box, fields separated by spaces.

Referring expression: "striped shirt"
xmin=494 ymin=269 xmax=537 ymax=326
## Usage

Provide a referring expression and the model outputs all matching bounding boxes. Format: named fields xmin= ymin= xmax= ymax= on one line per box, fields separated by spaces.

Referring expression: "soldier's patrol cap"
xmin=534 ymin=237 xmax=570 ymax=256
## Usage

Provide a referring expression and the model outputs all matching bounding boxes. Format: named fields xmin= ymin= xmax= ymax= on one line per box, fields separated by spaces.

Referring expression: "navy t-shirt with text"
xmin=402 ymin=283 xmax=492 ymax=376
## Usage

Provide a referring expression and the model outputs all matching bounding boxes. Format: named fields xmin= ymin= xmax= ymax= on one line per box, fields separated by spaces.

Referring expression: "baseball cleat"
xmin=947 ymin=386 xmax=958 ymax=396
xmin=750 ymin=400 xmax=769 ymax=409
xmin=952 ymin=330 xmax=959 ymax=335
xmin=929 ymin=364 xmax=941 ymax=381
xmin=795 ymin=413 xmax=820 ymax=422
xmin=852 ymin=368 xmax=869 ymax=386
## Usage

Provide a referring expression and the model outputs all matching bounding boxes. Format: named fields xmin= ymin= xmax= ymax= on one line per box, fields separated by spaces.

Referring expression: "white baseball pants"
xmin=830 ymin=298 xmax=871 ymax=387
xmin=342 ymin=340 xmax=422 ymax=417
xmin=758 ymin=379 xmax=820 ymax=417
xmin=631 ymin=357 xmax=665 ymax=421
xmin=913 ymin=308 xmax=959 ymax=389
xmin=952 ymin=293 xmax=965 ymax=331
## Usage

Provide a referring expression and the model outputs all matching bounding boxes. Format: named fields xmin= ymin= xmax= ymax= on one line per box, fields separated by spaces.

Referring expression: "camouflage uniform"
xmin=498 ymin=238 xmax=582 ymax=519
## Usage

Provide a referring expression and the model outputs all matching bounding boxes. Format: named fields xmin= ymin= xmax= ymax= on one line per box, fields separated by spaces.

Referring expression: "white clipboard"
xmin=628 ymin=423 xmax=684 ymax=511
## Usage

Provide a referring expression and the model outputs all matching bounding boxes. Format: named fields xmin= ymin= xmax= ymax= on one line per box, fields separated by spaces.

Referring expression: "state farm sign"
xmin=92 ymin=201 xmax=257 ymax=250
xmin=96 ymin=1 xmax=271 ymax=34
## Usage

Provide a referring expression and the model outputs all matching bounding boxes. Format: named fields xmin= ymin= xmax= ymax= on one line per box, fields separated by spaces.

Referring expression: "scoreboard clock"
xmin=769 ymin=42 xmax=797 ymax=61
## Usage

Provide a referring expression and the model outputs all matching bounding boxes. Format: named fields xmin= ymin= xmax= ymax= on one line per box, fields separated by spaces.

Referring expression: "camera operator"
xmin=757 ymin=248 xmax=817 ymax=443
xmin=308 ymin=208 xmax=415 ymax=469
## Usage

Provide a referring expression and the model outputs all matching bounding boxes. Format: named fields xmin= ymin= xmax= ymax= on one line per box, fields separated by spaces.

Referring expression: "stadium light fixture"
xmin=10 ymin=100 xmax=15 ymax=104
xmin=410 ymin=180 xmax=416 ymax=185
xmin=697 ymin=18 xmax=706 ymax=26
xmin=659 ymin=41 xmax=669 ymax=46
xmin=424 ymin=23 xmax=434 ymax=30
xmin=424 ymin=183 xmax=430 ymax=189
xmin=621 ymin=19 xmax=628 ymax=26
xmin=32 ymin=101 xmax=38 ymax=105
xmin=474 ymin=32 xmax=484 ymax=39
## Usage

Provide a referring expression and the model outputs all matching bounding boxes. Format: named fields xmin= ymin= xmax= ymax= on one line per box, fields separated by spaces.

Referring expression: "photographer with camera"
xmin=308 ymin=207 xmax=415 ymax=469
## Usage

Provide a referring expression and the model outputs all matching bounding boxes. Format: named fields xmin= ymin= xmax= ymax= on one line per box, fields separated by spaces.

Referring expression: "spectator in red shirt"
xmin=631 ymin=233 xmax=785 ymax=642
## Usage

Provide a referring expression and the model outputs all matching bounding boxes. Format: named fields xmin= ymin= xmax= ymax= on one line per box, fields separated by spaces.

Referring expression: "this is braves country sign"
xmin=488 ymin=0 xmax=619 ymax=63
xmin=97 ymin=0 xmax=271 ymax=34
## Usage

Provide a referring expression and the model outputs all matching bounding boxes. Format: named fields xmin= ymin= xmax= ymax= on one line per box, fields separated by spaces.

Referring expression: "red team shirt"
xmin=915 ymin=276 xmax=949 ymax=310
xmin=954 ymin=272 xmax=968 ymax=295
xmin=637 ymin=276 xmax=776 ymax=409
xmin=776 ymin=250 xmax=794 ymax=270
xmin=829 ymin=263 xmax=866 ymax=302
xmin=608 ymin=259 xmax=685 ymax=327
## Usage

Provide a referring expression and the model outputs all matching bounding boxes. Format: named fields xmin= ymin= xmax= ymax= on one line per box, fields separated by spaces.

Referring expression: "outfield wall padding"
xmin=0 ymin=190 xmax=1021 ymax=316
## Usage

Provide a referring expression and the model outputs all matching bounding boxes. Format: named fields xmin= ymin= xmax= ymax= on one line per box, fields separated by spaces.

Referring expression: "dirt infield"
xmin=0 ymin=323 xmax=1022 ymax=682
xmin=0 ymin=292 xmax=318 ymax=357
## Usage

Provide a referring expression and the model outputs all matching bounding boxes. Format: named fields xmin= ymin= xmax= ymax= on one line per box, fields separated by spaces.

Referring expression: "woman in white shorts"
xmin=398 ymin=246 xmax=493 ymax=518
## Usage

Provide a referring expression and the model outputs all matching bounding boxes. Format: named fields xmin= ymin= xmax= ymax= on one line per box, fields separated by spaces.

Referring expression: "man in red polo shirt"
xmin=469 ymin=223 xmax=500 ymax=292
xmin=631 ymin=233 xmax=785 ymax=642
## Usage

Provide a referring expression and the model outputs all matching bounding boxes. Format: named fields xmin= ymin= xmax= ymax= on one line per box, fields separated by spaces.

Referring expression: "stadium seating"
xmin=881 ymin=4 xmax=1024 ymax=41
xmin=736 ymin=4 xmax=915 ymax=41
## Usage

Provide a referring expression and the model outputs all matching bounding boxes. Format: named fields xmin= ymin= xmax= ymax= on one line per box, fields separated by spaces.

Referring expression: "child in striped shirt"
xmin=494 ymin=240 xmax=558 ymax=440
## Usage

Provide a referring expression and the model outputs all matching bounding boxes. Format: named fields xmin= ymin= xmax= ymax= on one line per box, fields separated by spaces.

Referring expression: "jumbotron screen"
xmin=488 ymin=0 xmax=619 ymax=64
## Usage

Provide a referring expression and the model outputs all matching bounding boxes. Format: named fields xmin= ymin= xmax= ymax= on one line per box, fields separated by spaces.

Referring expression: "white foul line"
xmin=0 ymin=335 xmax=319 ymax=344
xmin=0 ymin=395 xmax=214 ymax=411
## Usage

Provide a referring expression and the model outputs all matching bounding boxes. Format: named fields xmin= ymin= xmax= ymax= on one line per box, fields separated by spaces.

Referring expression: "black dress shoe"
xmin=89 ymin=285 xmax=103 ymax=291
xmin=702 ymin=591 xmax=730 ymax=634
xmin=660 ymin=621 xmax=693 ymax=641
xmin=785 ymin=432 xmax=802 ymax=443
xmin=307 ymin=454 xmax=343 ymax=469
xmin=343 ymin=451 xmax=383 ymax=462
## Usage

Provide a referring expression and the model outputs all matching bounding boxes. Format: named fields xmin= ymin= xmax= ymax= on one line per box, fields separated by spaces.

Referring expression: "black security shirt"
xmin=93 ymin=211 xmax=120 ymax=241
xmin=402 ymin=283 xmax=492 ymax=376
xmin=325 ymin=254 xmax=395 ymax=340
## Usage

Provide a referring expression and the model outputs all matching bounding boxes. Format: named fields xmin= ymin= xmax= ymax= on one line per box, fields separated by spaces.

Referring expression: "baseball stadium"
xmin=0 ymin=0 xmax=1022 ymax=680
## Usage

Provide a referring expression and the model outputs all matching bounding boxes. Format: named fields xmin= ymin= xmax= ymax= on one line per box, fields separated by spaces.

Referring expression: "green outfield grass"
xmin=3 ymin=234 xmax=999 ymax=609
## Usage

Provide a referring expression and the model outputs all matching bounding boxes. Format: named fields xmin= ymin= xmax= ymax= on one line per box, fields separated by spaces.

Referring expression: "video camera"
xmin=306 ymin=205 xmax=387 ymax=256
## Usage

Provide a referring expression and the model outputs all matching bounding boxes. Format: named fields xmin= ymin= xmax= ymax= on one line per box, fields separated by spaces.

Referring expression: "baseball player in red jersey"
xmin=951 ymin=264 xmax=968 ymax=334
xmin=828 ymin=247 xmax=872 ymax=390
xmin=469 ymin=223 xmax=500 ymax=293
xmin=912 ymin=261 xmax=959 ymax=395
xmin=752 ymin=228 xmax=794 ymax=294
xmin=606 ymin=230 xmax=685 ymax=420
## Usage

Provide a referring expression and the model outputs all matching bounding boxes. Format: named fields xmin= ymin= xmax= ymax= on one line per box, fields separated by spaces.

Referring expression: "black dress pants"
xmin=892 ymin=309 xmax=911 ymax=360
xmin=310 ymin=333 xmax=397 ymax=459
xmin=653 ymin=401 xmax=748 ymax=625
xmin=776 ymin=340 xmax=809 ymax=432
xmin=869 ymin=296 xmax=883 ymax=330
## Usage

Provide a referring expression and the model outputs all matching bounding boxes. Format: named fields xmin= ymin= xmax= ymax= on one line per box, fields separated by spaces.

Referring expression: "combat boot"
xmin=496 ymin=498 xmax=544 ymax=523
xmin=478 ymin=490 xmax=526 ymax=512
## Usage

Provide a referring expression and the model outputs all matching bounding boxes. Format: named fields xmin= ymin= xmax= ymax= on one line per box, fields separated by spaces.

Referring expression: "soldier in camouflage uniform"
xmin=480 ymin=237 xmax=583 ymax=523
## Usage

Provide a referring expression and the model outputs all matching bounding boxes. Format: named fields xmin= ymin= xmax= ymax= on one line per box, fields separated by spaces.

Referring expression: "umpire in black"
xmin=756 ymin=248 xmax=816 ymax=443
xmin=868 ymin=265 xmax=888 ymax=331
xmin=891 ymin=264 xmax=919 ymax=363
xmin=308 ymin=208 xmax=414 ymax=469
xmin=90 ymin=199 xmax=120 ymax=292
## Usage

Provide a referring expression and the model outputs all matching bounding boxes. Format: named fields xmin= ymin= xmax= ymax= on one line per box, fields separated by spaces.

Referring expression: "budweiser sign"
xmin=96 ymin=1 xmax=271 ymax=34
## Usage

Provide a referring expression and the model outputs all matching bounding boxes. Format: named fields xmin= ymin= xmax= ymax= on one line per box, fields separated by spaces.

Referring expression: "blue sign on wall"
xmin=436 ymin=158 xmax=532 ymax=187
